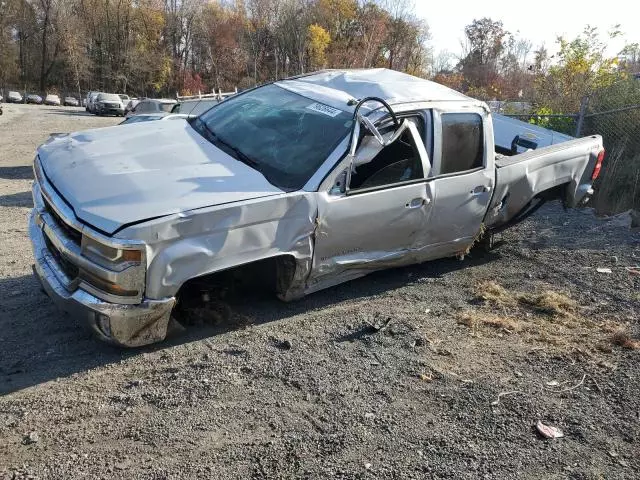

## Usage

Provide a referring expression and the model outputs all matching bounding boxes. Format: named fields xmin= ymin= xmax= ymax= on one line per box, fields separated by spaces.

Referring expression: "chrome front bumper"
xmin=29 ymin=209 xmax=175 ymax=347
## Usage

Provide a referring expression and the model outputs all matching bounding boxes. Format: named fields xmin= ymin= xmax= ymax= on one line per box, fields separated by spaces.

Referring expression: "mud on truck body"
xmin=29 ymin=69 xmax=605 ymax=346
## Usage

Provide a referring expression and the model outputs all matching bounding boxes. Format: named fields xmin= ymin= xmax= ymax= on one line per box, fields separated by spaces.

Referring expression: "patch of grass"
xmin=482 ymin=315 xmax=520 ymax=332
xmin=458 ymin=312 xmax=520 ymax=332
xmin=534 ymin=331 xmax=566 ymax=347
xmin=611 ymin=329 xmax=640 ymax=350
xmin=457 ymin=313 xmax=477 ymax=328
xmin=473 ymin=280 xmax=517 ymax=307
xmin=519 ymin=290 xmax=578 ymax=316
xmin=464 ymin=280 xmax=633 ymax=357
xmin=475 ymin=280 xmax=577 ymax=317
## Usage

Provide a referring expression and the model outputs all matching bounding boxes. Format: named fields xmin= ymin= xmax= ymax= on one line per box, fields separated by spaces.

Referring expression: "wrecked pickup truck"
xmin=29 ymin=69 xmax=605 ymax=347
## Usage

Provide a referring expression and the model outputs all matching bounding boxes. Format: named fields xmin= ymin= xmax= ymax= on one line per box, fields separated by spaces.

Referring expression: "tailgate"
xmin=485 ymin=135 xmax=604 ymax=229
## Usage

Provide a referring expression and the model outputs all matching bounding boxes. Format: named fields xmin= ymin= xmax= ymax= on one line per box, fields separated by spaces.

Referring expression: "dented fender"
xmin=115 ymin=193 xmax=318 ymax=300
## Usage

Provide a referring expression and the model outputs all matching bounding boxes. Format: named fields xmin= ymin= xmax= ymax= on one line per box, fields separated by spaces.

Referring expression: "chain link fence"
xmin=580 ymin=80 xmax=640 ymax=214
xmin=494 ymin=79 xmax=640 ymax=214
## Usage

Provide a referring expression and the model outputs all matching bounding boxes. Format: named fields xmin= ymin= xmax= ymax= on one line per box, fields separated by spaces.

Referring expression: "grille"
xmin=43 ymin=197 xmax=82 ymax=245
xmin=43 ymin=235 xmax=79 ymax=280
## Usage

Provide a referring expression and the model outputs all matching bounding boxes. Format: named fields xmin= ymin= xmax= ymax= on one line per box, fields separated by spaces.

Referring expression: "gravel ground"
xmin=1 ymin=104 xmax=639 ymax=479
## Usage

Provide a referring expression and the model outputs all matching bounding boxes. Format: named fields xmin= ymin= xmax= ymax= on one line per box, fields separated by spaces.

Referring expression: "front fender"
xmin=117 ymin=193 xmax=318 ymax=299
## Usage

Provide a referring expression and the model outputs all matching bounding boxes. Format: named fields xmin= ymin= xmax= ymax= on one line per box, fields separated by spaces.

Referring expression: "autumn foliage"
xmin=0 ymin=0 xmax=430 ymax=96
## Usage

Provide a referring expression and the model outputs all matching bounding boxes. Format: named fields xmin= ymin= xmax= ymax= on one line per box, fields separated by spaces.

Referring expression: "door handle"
xmin=470 ymin=185 xmax=491 ymax=196
xmin=406 ymin=197 xmax=429 ymax=208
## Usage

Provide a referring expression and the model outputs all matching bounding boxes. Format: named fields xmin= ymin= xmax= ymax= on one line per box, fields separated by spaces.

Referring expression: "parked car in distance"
xmin=170 ymin=98 xmax=219 ymax=117
xmin=95 ymin=93 xmax=124 ymax=116
xmin=127 ymin=98 xmax=176 ymax=117
xmin=86 ymin=91 xmax=101 ymax=113
xmin=29 ymin=69 xmax=605 ymax=347
xmin=64 ymin=96 xmax=80 ymax=107
xmin=84 ymin=91 xmax=93 ymax=111
xmin=26 ymin=94 xmax=43 ymax=105
xmin=118 ymin=94 xmax=131 ymax=105
xmin=119 ymin=113 xmax=189 ymax=124
xmin=7 ymin=91 xmax=23 ymax=103
xmin=44 ymin=94 xmax=61 ymax=106
xmin=124 ymin=99 xmax=140 ymax=115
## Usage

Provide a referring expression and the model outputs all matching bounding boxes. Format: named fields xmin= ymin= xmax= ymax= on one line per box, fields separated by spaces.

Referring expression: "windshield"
xmin=98 ymin=94 xmax=120 ymax=102
xmin=175 ymin=99 xmax=218 ymax=116
xmin=159 ymin=102 xmax=174 ymax=112
xmin=193 ymin=84 xmax=351 ymax=190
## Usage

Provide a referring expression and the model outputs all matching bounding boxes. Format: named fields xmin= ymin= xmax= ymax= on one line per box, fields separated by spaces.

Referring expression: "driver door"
xmin=309 ymin=118 xmax=434 ymax=289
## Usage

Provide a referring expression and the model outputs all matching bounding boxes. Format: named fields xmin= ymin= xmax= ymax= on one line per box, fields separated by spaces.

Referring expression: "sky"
xmin=414 ymin=0 xmax=640 ymax=62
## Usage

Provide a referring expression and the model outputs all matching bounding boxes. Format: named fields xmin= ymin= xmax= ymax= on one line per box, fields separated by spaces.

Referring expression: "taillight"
xmin=592 ymin=149 xmax=605 ymax=180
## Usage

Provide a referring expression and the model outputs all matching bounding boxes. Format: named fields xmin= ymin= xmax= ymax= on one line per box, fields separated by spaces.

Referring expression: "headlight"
xmin=79 ymin=269 xmax=139 ymax=297
xmin=80 ymin=234 xmax=146 ymax=299
xmin=81 ymin=235 xmax=143 ymax=270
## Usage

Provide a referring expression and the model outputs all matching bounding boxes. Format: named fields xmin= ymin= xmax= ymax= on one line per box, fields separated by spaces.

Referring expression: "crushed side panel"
xmin=117 ymin=193 xmax=318 ymax=300
xmin=486 ymin=137 xmax=602 ymax=229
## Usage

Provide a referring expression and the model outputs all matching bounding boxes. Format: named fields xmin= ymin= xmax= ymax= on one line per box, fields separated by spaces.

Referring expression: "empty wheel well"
xmin=175 ymin=255 xmax=298 ymax=303
xmin=537 ymin=183 xmax=571 ymax=204
xmin=488 ymin=183 xmax=570 ymax=235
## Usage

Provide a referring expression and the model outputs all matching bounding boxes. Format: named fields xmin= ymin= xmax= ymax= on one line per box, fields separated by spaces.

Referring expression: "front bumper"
xmin=97 ymin=106 xmax=124 ymax=115
xmin=29 ymin=209 xmax=175 ymax=347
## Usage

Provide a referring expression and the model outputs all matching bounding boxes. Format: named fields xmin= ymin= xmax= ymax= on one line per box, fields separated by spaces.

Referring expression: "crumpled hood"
xmin=37 ymin=120 xmax=283 ymax=234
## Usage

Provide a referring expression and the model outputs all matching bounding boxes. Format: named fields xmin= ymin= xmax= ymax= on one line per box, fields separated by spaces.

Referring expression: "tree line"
xmin=1 ymin=0 xmax=638 ymax=112
xmin=434 ymin=19 xmax=639 ymax=114
xmin=0 ymin=0 xmax=429 ymax=97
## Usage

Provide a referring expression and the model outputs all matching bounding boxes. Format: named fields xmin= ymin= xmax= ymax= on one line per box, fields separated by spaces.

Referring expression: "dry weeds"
xmin=458 ymin=312 xmax=520 ymax=333
xmin=519 ymin=290 xmax=578 ymax=316
xmin=473 ymin=280 xmax=517 ymax=307
xmin=611 ymin=329 xmax=640 ymax=350
xmin=462 ymin=280 xmax=637 ymax=355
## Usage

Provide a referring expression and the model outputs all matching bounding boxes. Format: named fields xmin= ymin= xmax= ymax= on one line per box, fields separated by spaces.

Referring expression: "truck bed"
xmin=485 ymin=135 xmax=604 ymax=229
xmin=492 ymin=113 xmax=574 ymax=154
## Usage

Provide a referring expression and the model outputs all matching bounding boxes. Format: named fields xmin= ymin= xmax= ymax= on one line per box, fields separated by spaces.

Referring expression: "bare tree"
xmin=432 ymin=49 xmax=454 ymax=74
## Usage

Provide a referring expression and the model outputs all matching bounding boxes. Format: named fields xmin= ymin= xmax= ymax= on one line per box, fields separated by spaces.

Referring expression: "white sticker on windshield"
xmin=306 ymin=102 xmax=343 ymax=118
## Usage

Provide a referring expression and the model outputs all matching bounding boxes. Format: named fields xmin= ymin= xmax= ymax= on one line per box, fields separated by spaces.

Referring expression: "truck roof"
xmin=278 ymin=69 xmax=472 ymax=109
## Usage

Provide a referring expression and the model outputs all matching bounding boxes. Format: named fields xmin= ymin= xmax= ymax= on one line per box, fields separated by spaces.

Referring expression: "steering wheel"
xmin=352 ymin=97 xmax=399 ymax=128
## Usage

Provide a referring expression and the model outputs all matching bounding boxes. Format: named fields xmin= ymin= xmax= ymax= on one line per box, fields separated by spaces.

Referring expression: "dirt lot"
xmin=1 ymin=103 xmax=639 ymax=479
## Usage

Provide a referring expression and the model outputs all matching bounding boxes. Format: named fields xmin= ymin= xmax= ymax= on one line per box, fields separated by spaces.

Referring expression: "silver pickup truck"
xmin=29 ymin=69 xmax=605 ymax=347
